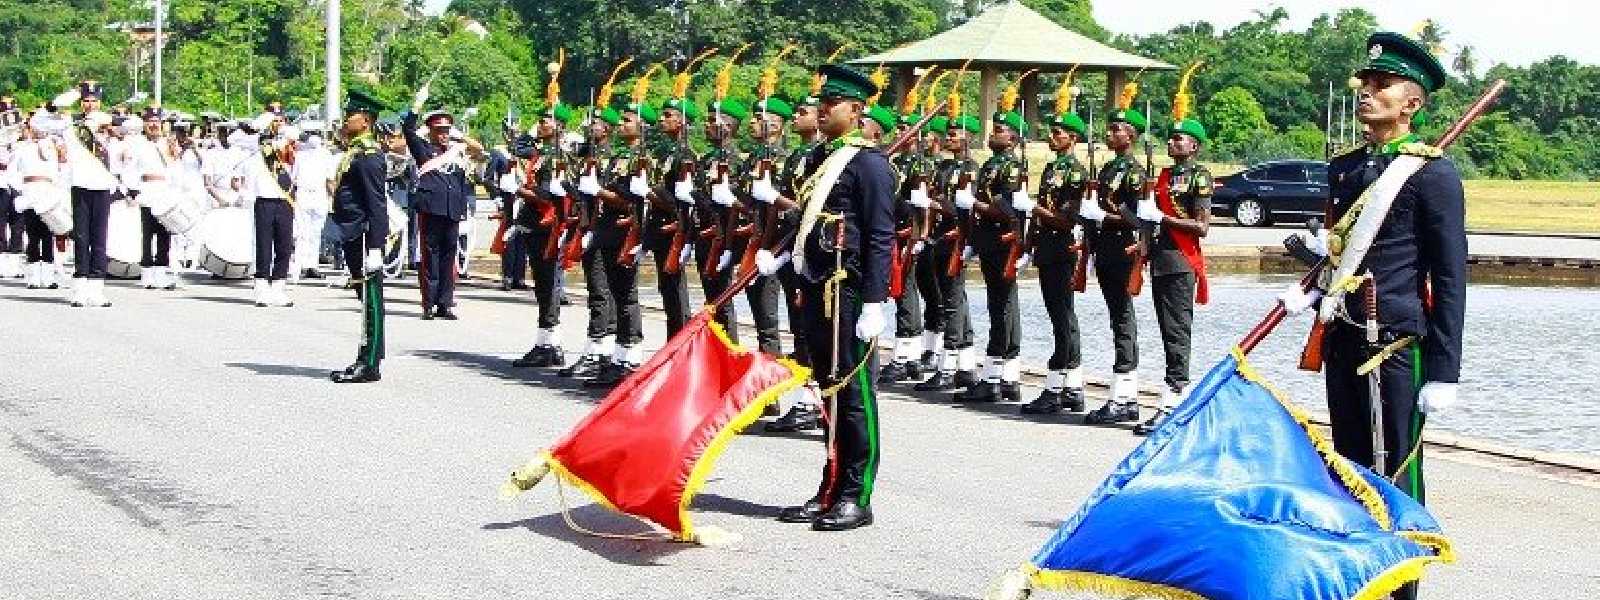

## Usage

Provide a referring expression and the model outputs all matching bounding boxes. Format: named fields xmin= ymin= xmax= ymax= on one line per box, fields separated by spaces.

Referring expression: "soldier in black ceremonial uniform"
xmin=774 ymin=65 xmax=895 ymax=532
xmin=1080 ymin=105 xmax=1148 ymax=425
xmin=1311 ymin=35 xmax=1464 ymax=600
xmin=880 ymin=110 xmax=934 ymax=384
xmin=693 ymin=98 xmax=748 ymax=342
xmin=732 ymin=96 xmax=791 ymax=358
xmin=580 ymin=102 xmax=656 ymax=387
xmin=1020 ymin=110 xmax=1090 ymax=415
xmin=952 ymin=106 xmax=1028 ymax=403
xmin=510 ymin=101 xmax=575 ymax=368
xmin=562 ymin=106 xmax=630 ymax=382
xmin=913 ymin=114 xmax=981 ymax=393
xmin=401 ymin=108 xmax=482 ymax=320
xmin=329 ymin=88 xmax=392 ymax=384
xmin=763 ymin=94 xmax=827 ymax=433
xmin=1132 ymin=115 xmax=1214 ymax=435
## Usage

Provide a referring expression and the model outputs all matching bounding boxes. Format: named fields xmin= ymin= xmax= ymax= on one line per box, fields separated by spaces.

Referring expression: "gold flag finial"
xmin=545 ymin=48 xmax=566 ymax=109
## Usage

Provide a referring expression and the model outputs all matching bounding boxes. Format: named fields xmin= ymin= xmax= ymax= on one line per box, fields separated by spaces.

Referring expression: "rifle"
xmin=700 ymin=159 xmax=731 ymax=277
xmin=1299 ymin=82 xmax=1341 ymax=370
xmin=541 ymin=153 xmax=571 ymax=261
xmin=1238 ymin=79 xmax=1504 ymax=367
xmin=1125 ymin=99 xmax=1156 ymax=296
xmin=1071 ymin=103 xmax=1097 ymax=292
xmin=617 ymin=153 xmax=651 ymax=266
xmin=559 ymin=92 xmax=600 ymax=270
xmin=661 ymin=121 xmax=693 ymax=275
xmin=736 ymin=151 xmax=778 ymax=276
xmin=887 ymin=151 xmax=926 ymax=298
xmin=1002 ymin=99 xmax=1031 ymax=280
xmin=943 ymin=128 xmax=975 ymax=278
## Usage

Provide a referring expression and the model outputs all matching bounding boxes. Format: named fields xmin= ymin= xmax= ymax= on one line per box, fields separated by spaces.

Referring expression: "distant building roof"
xmin=850 ymin=1 xmax=1173 ymax=72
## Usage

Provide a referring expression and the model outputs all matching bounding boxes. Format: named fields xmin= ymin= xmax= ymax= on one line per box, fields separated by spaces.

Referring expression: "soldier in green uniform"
xmin=695 ymin=98 xmax=748 ymax=340
xmin=1132 ymin=115 xmax=1214 ymax=435
xmin=1020 ymin=109 xmax=1090 ymax=414
xmin=648 ymin=95 xmax=699 ymax=337
xmin=329 ymin=88 xmax=392 ymax=384
xmin=729 ymin=96 xmax=788 ymax=357
xmin=881 ymin=111 xmax=936 ymax=383
xmin=510 ymin=100 xmax=575 ymax=368
xmin=910 ymin=117 xmax=948 ymax=377
xmin=913 ymin=114 xmax=981 ymax=393
xmin=764 ymin=93 xmax=827 ymax=433
xmin=952 ymin=105 xmax=1027 ymax=403
xmin=1080 ymin=105 xmax=1147 ymax=424
xmin=561 ymin=104 xmax=626 ymax=382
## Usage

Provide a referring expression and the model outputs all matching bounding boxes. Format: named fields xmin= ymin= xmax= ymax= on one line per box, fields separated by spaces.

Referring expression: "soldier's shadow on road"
xmin=481 ymin=505 xmax=690 ymax=566
xmin=226 ymin=362 xmax=336 ymax=379
xmin=410 ymin=349 xmax=601 ymax=400
xmin=0 ymin=293 xmax=67 ymax=305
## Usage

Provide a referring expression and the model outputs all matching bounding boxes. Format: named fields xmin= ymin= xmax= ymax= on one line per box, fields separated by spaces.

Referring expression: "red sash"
xmin=1156 ymin=168 xmax=1209 ymax=305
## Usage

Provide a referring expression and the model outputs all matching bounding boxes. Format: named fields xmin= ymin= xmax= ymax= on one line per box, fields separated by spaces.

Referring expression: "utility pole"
xmin=326 ymin=0 xmax=341 ymax=122
xmin=154 ymin=0 xmax=164 ymax=107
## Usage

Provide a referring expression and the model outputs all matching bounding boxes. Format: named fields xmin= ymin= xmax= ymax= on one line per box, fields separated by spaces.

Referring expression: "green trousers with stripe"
xmin=346 ymin=240 xmax=386 ymax=369
xmin=800 ymin=278 xmax=881 ymax=509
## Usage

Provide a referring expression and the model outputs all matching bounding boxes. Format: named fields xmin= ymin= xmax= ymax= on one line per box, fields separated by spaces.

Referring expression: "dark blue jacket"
xmin=402 ymin=111 xmax=472 ymax=220
xmin=331 ymin=143 xmax=389 ymax=249
xmin=796 ymin=142 xmax=896 ymax=304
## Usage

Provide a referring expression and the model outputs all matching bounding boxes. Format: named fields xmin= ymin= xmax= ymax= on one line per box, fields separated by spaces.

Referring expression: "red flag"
xmin=503 ymin=311 xmax=809 ymax=541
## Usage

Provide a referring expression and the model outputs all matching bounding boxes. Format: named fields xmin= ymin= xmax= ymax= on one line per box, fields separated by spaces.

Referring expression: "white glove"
xmin=961 ymin=245 xmax=975 ymax=261
xmin=755 ymin=248 xmax=790 ymax=276
xmin=411 ymin=84 xmax=431 ymax=114
xmin=1278 ymin=284 xmax=1321 ymax=316
xmin=500 ymin=225 xmax=516 ymax=242
xmin=546 ymin=176 xmax=567 ymax=197
xmin=1136 ymin=196 xmax=1165 ymax=223
xmin=908 ymin=184 xmax=931 ymax=209
xmin=673 ymin=179 xmax=695 ymax=203
xmin=910 ymin=240 xmax=925 ymax=254
xmin=1418 ymin=382 xmax=1459 ymax=414
xmin=953 ymin=184 xmax=977 ymax=210
xmin=1010 ymin=190 xmax=1035 ymax=213
xmin=717 ymin=249 xmax=733 ymax=270
xmin=497 ymin=172 xmax=518 ymax=192
xmin=1072 ymin=225 xmax=1085 ymax=241
xmin=577 ymin=173 xmax=601 ymax=196
xmin=1303 ymin=228 xmax=1330 ymax=257
xmin=1078 ymin=196 xmax=1107 ymax=223
xmin=580 ymin=231 xmax=593 ymax=250
xmin=678 ymin=244 xmax=693 ymax=266
xmin=854 ymin=301 xmax=890 ymax=341
xmin=364 ymin=248 xmax=384 ymax=274
xmin=1015 ymin=252 xmax=1031 ymax=272
xmin=629 ymin=175 xmax=650 ymax=198
xmin=750 ymin=176 xmax=780 ymax=204
xmin=711 ymin=182 xmax=737 ymax=206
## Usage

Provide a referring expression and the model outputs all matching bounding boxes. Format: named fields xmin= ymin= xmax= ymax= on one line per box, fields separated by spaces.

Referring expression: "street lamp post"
xmin=154 ymin=0 xmax=163 ymax=107
xmin=326 ymin=0 xmax=340 ymax=123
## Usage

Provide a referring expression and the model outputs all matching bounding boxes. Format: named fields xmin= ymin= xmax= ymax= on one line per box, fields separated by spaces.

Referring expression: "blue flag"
xmin=1010 ymin=350 xmax=1454 ymax=600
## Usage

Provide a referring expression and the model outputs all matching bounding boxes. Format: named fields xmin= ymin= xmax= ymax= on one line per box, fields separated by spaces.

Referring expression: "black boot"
xmin=954 ymin=381 xmax=1001 ymax=403
xmin=330 ymin=363 xmax=381 ymax=383
xmin=1083 ymin=401 xmax=1140 ymax=425
xmin=543 ymin=346 xmax=566 ymax=368
xmin=1020 ymin=389 xmax=1063 ymax=415
xmin=1000 ymin=382 xmax=1021 ymax=402
xmin=434 ymin=307 xmax=458 ymax=320
xmin=777 ymin=497 xmax=829 ymax=523
xmin=1133 ymin=409 xmax=1170 ymax=436
xmin=951 ymin=369 xmax=978 ymax=389
xmin=1061 ymin=388 xmax=1086 ymax=412
xmin=917 ymin=350 xmax=936 ymax=374
xmin=511 ymin=347 xmax=549 ymax=368
xmin=898 ymin=361 xmax=923 ymax=384
xmin=421 ymin=306 xmax=435 ymax=320
xmin=813 ymin=499 xmax=873 ymax=531
xmin=583 ymin=361 xmax=628 ymax=388
xmin=560 ymin=354 xmax=604 ymax=378
xmin=765 ymin=404 xmax=821 ymax=432
xmin=914 ymin=371 xmax=958 ymax=392
xmin=879 ymin=361 xmax=909 ymax=382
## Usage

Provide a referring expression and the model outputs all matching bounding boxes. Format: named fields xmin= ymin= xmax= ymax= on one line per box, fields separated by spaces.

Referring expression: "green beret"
xmin=817 ymin=64 xmax=877 ymax=102
xmin=542 ymin=103 xmax=574 ymax=125
xmin=593 ymin=106 xmax=622 ymax=127
xmin=661 ymin=98 xmax=700 ymax=123
xmin=1049 ymin=112 xmax=1087 ymax=137
xmin=1172 ymin=117 xmax=1208 ymax=144
xmin=1361 ymin=31 xmax=1448 ymax=93
xmin=624 ymin=102 xmax=659 ymax=125
xmin=754 ymin=97 xmax=794 ymax=120
xmin=898 ymin=112 xmax=922 ymax=128
xmin=993 ymin=110 xmax=1025 ymax=135
xmin=952 ymin=115 xmax=982 ymax=134
xmin=343 ymin=86 xmax=388 ymax=116
xmin=1109 ymin=108 xmax=1147 ymax=134
xmin=865 ymin=104 xmax=897 ymax=133
xmin=926 ymin=116 xmax=949 ymax=134
xmin=708 ymin=99 xmax=749 ymax=121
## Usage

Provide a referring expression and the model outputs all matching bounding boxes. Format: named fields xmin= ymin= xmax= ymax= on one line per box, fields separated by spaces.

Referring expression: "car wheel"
xmin=1234 ymin=197 xmax=1269 ymax=227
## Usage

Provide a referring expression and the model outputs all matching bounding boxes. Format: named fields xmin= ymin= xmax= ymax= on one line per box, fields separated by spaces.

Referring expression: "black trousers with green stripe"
xmin=1323 ymin=323 xmax=1426 ymax=600
xmin=799 ymin=276 xmax=881 ymax=508
xmin=343 ymin=240 xmax=386 ymax=368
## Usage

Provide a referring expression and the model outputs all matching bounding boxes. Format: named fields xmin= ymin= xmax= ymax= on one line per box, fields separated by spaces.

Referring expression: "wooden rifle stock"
xmin=701 ymin=162 xmax=730 ymax=277
xmin=737 ymin=157 xmax=776 ymax=276
xmin=944 ymin=170 xmax=973 ymax=277
xmin=1002 ymin=153 xmax=1031 ymax=280
xmin=617 ymin=157 xmax=649 ymax=266
xmin=662 ymin=163 xmax=691 ymax=275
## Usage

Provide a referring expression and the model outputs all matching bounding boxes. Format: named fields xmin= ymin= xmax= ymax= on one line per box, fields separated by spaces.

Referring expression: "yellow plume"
xmin=545 ymin=48 xmax=566 ymax=110
xmin=1171 ymin=61 xmax=1204 ymax=123
xmin=1055 ymin=64 xmax=1081 ymax=115
xmin=674 ymin=47 xmax=719 ymax=100
xmin=1116 ymin=67 xmax=1147 ymax=112
xmin=902 ymin=66 xmax=938 ymax=115
xmin=922 ymin=70 xmax=952 ymax=116
xmin=945 ymin=58 xmax=974 ymax=120
xmin=998 ymin=69 xmax=1038 ymax=113
xmin=596 ymin=57 xmax=634 ymax=111
xmin=715 ymin=43 xmax=752 ymax=102
xmin=632 ymin=63 xmax=663 ymax=105
xmin=866 ymin=64 xmax=889 ymax=105
xmin=812 ymin=43 xmax=855 ymax=95
xmin=759 ymin=43 xmax=798 ymax=100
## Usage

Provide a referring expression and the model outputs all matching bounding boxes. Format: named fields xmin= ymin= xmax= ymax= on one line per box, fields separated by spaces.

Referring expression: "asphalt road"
xmin=3 ymin=275 xmax=1597 ymax=599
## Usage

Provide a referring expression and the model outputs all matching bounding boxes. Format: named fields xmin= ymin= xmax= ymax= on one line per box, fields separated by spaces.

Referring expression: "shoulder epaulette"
xmin=1398 ymin=142 xmax=1443 ymax=158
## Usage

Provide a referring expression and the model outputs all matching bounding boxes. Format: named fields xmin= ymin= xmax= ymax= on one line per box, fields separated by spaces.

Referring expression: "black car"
xmin=1210 ymin=159 xmax=1329 ymax=226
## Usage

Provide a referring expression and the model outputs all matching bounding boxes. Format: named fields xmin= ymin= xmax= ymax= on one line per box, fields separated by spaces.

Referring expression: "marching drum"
xmin=25 ymin=183 xmax=74 ymax=235
xmin=140 ymin=183 xmax=203 ymax=235
xmin=196 ymin=206 xmax=254 ymax=279
xmin=105 ymin=200 xmax=144 ymax=279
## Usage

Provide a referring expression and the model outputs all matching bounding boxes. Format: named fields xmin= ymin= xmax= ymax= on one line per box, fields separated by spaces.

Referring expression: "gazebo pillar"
xmin=1106 ymin=68 xmax=1126 ymax=114
xmin=979 ymin=66 xmax=998 ymax=141
xmin=893 ymin=65 xmax=914 ymax=110
xmin=1019 ymin=72 xmax=1041 ymax=138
